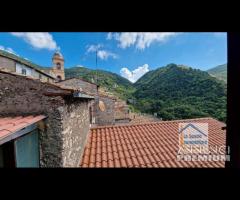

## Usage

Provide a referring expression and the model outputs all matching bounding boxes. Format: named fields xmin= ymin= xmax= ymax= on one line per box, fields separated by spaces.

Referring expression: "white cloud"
xmin=86 ymin=44 xmax=103 ymax=53
xmin=106 ymin=32 xmax=113 ymax=40
xmin=108 ymin=32 xmax=180 ymax=50
xmin=0 ymin=45 xmax=18 ymax=55
xmin=86 ymin=44 xmax=118 ymax=60
xmin=120 ymin=64 xmax=150 ymax=83
xmin=10 ymin=32 xmax=57 ymax=50
xmin=97 ymin=50 xmax=118 ymax=60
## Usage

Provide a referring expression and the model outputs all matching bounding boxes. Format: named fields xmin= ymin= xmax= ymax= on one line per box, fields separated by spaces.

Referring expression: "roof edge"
xmin=91 ymin=117 xmax=223 ymax=130
xmin=59 ymin=77 xmax=99 ymax=87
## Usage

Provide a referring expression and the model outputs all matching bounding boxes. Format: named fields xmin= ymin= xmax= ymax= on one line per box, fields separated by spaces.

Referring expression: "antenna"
xmin=95 ymin=47 xmax=98 ymax=85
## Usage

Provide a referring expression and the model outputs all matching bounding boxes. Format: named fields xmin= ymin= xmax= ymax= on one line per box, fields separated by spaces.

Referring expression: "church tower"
xmin=52 ymin=51 xmax=65 ymax=81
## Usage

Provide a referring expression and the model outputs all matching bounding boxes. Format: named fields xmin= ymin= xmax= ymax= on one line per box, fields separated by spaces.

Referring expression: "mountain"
xmin=207 ymin=64 xmax=227 ymax=82
xmin=64 ymin=64 xmax=226 ymax=122
xmin=132 ymin=64 xmax=226 ymax=122
xmin=65 ymin=67 xmax=135 ymax=100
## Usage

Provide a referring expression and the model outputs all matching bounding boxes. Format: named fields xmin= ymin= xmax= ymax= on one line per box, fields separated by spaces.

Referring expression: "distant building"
xmin=0 ymin=49 xmax=65 ymax=83
xmin=48 ymin=51 xmax=65 ymax=81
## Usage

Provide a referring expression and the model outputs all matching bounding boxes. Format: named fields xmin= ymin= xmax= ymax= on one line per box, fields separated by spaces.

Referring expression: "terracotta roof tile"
xmin=95 ymin=162 xmax=102 ymax=168
xmin=96 ymin=154 xmax=101 ymax=163
xmin=120 ymin=158 xmax=128 ymax=167
xmin=102 ymin=153 xmax=108 ymax=162
xmin=0 ymin=115 xmax=46 ymax=142
xmin=80 ymin=118 xmax=226 ymax=168
xmin=108 ymin=160 xmax=114 ymax=167
xmin=126 ymin=157 xmax=134 ymax=167
xmin=113 ymin=151 xmax=119 ymax=160
xmin=114 ymin=159 xmax=121 ymax=167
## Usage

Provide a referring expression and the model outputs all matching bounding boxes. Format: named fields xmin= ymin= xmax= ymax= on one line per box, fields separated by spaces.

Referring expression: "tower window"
xmin=57 ymin=75 xmax=62 ymax=81
xmin=56 ymin=63 xmax=61 ymax=70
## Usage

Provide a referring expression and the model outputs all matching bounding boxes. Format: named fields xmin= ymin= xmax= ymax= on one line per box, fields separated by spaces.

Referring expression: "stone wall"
xmin=94 ymin=95 xmax=115 ymax=125
xmin=0 ymin=71 xmax=91 ymax=167
xmin=114 ymin=100 xmax=130 ymax=122
xmin=61 ymin=99 xmax=90 ymax=167
xmin=0 ymin=56 xmax=16 ymax=72
xmin=58 ymin=78 xmax=116 ymax=125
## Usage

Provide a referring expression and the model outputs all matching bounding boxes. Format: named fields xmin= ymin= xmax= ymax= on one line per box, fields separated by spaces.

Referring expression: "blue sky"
xmin=0 ymin=32 xmax=227 ymax=82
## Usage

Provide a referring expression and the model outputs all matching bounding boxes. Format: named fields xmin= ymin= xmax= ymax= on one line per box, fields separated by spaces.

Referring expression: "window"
xmin=56 ymin=63 xmax=61 ymax=70
xmin=57 ymin=75 xmax=62 ymax=81
xmin=39 ymin=74 xmax=42 ymax=79
xmin=21 ymin=68 xmax=26 ymax=75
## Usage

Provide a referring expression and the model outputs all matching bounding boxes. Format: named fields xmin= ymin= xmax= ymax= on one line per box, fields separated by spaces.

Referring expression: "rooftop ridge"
xmin=90 ymin=117 xmax=218 ymax=130
xmin=59 ymin=77 xmax=99 ymax=87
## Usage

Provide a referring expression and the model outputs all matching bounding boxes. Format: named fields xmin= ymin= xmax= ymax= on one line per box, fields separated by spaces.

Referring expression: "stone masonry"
xmin=58 ymin=78 xmax=116 ymax=125
xmin=0 ymin=71 xmax=92 ymax=167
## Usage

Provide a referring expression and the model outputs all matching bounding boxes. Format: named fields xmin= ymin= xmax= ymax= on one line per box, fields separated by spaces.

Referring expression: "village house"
xmin=0 ymin=70 xmax=94 ymax=167
xmin=0 ymin=49 xmax=117 ymax=167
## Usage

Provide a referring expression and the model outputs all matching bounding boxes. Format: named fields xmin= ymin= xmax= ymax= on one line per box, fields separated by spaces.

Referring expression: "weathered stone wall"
xmin=0 ymin=72 xmax=91 ymax=167
xmin=0 ymin=56 xmax=16 ymax=72
xmin=58 ymin=78 xmax=116 ymax=125
xmin=0 ymin=72 xmax=65 ymax=115
xmin=61 ymin=99 xmax=90 ymax=167
xmin=114 ymin=100 xmax=130 ymax=121
xmin=94 ymin=95 xmax=115 ymax=125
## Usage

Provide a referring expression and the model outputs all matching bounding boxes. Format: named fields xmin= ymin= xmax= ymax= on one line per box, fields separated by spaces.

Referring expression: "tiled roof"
xmin=80 ymin=118 xmax=226 ymax=168
xmin=0 ymin=115 xmax=46 ymax=142
xmin=0 ymin=49 xmax=55 ymax=79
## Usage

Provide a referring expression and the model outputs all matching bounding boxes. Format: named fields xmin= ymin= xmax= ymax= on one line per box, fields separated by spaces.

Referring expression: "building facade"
xmin=0 ymin=49 xmax=66 ymax=83
xmin=0 ymin=49 xmax=56 ymax=83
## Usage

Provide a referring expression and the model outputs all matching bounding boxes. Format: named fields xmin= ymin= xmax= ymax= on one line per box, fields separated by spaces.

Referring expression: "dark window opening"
xmin=89 ymin=106 xmax=93 ymax=124
xmin=0 ymin=141 xmax=15 ymax=168
xmin=57 ymin=75 xmax=62 ymax=81
xmin=39 ymin=74 xmax=42 ymax=79
xmin=56 ymin=62 xmax=61 ymax=70
xmin=21 ymin=68 xmax=27 ymax=75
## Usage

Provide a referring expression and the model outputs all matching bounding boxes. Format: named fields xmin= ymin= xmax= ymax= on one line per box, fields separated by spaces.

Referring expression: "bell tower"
xmin=52 ymin=51 xmax=65 ymax=81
